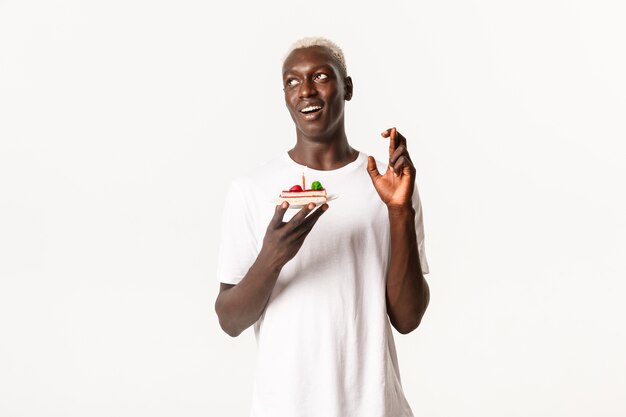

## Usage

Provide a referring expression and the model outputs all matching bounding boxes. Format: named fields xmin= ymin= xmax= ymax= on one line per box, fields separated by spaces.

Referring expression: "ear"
xmin=344 ymin=76 xmax=353 ymax=101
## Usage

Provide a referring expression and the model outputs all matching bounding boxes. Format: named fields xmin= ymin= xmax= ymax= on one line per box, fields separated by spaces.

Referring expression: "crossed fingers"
xmin=381 ymin=127 xmax=414 ymax=176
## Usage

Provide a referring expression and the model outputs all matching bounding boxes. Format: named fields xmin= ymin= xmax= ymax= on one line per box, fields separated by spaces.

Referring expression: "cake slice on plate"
xmin=278 ymin=179 xmax=327 ymax=206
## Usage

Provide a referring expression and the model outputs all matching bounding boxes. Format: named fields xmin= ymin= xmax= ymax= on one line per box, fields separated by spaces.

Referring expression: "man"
xmin=215 ymin=37 xmax=430 ymax=417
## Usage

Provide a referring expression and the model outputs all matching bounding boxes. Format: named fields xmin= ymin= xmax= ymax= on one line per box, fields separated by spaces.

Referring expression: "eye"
xmin=286 ymin=78 xmax=300 ymax=87
xmin=314 ymin=73 xmax=329 ymax=81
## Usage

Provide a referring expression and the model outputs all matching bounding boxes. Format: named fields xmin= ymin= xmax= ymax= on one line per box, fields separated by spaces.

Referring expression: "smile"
xmin=300 ymin=105 xmax=323 ymax=114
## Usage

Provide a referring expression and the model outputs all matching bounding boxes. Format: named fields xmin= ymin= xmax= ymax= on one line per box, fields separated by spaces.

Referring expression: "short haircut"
xmin=284 ymin=37 xmax=348 ymax=77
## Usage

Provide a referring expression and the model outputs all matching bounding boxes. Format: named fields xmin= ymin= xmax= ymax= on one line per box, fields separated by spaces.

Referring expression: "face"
xmin=282 ymin=46 xmax=353 ymax=141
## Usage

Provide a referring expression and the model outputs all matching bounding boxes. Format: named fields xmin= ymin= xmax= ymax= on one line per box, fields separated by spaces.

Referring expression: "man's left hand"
xmin=367 ymin=127 xmax=415 ymax=208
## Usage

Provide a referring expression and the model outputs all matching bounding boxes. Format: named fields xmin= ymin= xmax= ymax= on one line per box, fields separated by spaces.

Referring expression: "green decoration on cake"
xmin=311 ymin=181 xmax=324 ymax=190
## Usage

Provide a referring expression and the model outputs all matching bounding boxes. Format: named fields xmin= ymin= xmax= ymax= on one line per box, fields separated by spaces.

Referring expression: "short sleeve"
xmin=216 ymin=180 xmax=260 ymax=285
xmin=412 ymin=182 xmax=430 ymax=275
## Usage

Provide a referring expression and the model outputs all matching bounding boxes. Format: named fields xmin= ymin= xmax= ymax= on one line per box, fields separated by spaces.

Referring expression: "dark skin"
xmin=215 ymin=46 xmax=429 ymax=337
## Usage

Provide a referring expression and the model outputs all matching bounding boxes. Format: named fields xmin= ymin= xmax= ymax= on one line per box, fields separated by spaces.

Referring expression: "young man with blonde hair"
xmin=215 ymin=37 xmax=430 ymax=417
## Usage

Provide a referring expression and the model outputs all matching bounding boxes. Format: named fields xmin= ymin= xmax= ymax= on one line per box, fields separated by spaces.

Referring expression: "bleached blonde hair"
xmin=283 ymin=37 xmax=348 ymax=77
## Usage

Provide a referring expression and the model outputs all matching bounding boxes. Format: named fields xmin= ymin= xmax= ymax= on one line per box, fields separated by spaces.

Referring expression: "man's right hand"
xmin=259 ymin=201 xmax=329 ymax=272
xmin=215 ymin=201 xmax=328 ymax=337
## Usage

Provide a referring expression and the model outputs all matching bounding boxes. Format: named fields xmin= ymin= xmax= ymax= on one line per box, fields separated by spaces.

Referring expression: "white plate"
xmin=273 ymin=194 xmax=339 ymax=209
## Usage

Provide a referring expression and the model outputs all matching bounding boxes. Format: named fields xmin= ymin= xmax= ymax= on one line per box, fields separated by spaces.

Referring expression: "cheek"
xmin=284 ymin=93 xmax=297 ymax=111
xmin=328 ymin=91 xmax=344 ymax=111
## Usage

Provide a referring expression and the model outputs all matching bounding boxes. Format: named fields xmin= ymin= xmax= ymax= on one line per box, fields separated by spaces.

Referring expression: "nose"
xmin=298 ymin=78 xmax=317 ymax=98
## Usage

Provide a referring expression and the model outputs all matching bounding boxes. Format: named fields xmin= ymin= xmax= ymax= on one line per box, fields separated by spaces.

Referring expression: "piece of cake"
xmin=278 ymin=180 xmax=327 ymax=206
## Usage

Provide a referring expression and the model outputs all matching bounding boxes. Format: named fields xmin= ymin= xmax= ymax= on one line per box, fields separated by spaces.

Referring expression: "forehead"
xmin=282 ymin=46 xmax=342 ymax=76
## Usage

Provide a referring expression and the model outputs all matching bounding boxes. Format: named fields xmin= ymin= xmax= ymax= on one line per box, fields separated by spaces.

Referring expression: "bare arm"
xmin=386 ymin=205 xmax=430 ymax=334
xmin=215 ymin=201 xmax=328 ymax=337
xmin=367 ymin=127 xmax=430 ymax=334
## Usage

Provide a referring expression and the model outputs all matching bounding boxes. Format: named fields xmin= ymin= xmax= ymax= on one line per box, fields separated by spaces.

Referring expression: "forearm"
xmin=215 ymin=249 xmax=283 ymax=337
xmin=216 ymin=202 xmax=329 ymax=337
xmin=386 ymin=206 xmax=430 ymax=334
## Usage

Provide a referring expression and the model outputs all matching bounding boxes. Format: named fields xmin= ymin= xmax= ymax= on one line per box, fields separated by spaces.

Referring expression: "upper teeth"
xmin=301 ymin=105 xmax=322 ymax=113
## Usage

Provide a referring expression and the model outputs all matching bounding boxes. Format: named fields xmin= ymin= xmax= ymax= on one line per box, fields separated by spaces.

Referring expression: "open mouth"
xmin=300 ymin=105 xmax=323 ymax=115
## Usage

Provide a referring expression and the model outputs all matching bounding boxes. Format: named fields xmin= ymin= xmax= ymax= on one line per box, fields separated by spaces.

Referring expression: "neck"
xmin=289 ymin=130 xmax=358 ymax=170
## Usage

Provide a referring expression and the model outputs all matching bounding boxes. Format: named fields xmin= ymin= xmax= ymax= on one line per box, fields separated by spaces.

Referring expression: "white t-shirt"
xmin=217 ymin=151 xmax=429 ymax=417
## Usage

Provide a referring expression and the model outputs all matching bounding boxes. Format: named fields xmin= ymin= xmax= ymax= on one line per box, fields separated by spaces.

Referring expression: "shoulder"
xmin=223 ymin=153 xmax=291 ymax=211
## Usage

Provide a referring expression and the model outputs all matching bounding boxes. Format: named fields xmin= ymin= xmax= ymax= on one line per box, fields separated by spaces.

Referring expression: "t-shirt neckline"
xmin=282 ymin=151 xmax=366 ymax=176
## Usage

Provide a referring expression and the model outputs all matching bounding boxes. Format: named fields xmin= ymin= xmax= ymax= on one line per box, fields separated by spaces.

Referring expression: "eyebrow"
xmin=283 ymin=64 xmax=335 ymax=77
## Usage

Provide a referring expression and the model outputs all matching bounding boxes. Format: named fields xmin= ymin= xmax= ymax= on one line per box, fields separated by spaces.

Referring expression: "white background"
xmin=1 ymin=0 xmax=625 ymax=416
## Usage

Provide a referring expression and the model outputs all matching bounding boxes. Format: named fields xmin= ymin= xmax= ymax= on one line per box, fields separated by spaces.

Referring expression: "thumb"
xmin=367 ymin=156 xmax=381 ymax=182
xmin=270 ymin=201 xmax=289 ymax=228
